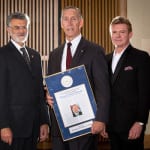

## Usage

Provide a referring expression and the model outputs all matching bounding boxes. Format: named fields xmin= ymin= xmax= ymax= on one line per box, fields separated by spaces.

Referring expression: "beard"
xmin=11 ymin=33 xmax=29 ymax=43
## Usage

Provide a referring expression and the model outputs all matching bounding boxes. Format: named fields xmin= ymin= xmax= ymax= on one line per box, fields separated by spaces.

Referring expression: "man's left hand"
xmin=39 ymin=124 xmax=49 ymax=142
xmin=91 ymin=121 xmax=105 ymax=134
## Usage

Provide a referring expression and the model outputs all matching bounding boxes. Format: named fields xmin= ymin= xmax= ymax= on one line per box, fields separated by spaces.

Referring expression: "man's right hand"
xmin=46 ymin=89 xmax=54 ymax=108
xmin=0 ymin=128 xmax=13 ymax=145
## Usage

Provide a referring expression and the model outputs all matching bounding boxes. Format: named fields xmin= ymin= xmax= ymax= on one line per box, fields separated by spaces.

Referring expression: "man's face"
xmin=110 ymin=24 xmax=133 ymax=49
xmin=61 ymin=9 xmax=83 ymax=40
xmin=7 ymin=19 xmax=29 ymax=46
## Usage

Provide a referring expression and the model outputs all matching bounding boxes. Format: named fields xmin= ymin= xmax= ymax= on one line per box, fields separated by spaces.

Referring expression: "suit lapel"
xmin=57 ymin=44 xmax=65 ymax=71
xmin=9 ymin=42 xmax=32 ymax=72
xmin=70 ymin=37 xmax=86 ymax=67
xmin=111 ymin=45 xmax=131 ymax=85
xmin=112 ymin=53 xmax=126 ymax=84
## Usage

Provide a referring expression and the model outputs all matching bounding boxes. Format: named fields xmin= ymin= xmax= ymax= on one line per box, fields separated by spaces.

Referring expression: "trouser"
xmin=51 ymin=134 xmax=99 ymax=150
xmin=108 ymin=131 xmax=145 ymax=150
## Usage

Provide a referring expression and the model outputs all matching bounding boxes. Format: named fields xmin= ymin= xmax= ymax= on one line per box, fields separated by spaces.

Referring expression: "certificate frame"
xmin=45 ymin=65 xmax=97 ymax=141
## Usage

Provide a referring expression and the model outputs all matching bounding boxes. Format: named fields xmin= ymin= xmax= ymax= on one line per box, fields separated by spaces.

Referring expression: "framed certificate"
xmin=45 ymin=65 xmax=97 ymax=141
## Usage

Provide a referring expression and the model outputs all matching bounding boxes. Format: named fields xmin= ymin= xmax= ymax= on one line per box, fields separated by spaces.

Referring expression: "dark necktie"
xmin=20 ymin=47 xmax=31 ymax=69
xmin=66 ymin=42 xmax=72 ymax=69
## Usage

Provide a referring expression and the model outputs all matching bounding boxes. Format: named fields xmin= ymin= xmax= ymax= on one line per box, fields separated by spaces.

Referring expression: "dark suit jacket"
xmin=48 ymin=37 xmax=110 ymax=136
xmin=0 ymin=41 xmax=49 ymax=138
xmin=107 ymin=44 xmax=150 ymax=133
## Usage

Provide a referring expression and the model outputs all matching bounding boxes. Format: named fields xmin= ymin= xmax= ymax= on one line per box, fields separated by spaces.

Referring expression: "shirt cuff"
xmin=138 ymin=122 xmax=144 ymax=126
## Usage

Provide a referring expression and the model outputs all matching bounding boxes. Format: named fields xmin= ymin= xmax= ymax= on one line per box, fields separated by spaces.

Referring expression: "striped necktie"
xmin=20 ymin=47 xmax=31 ymax=69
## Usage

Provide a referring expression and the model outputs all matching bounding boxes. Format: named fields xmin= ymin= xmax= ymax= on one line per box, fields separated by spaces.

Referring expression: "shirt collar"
xmin=10 ymin=39 xmax=25 ymax=53
xmin=66 ymin=34 xmax=82 ymax=46
xmin=113 ymin=44 xmax=130 ymax=57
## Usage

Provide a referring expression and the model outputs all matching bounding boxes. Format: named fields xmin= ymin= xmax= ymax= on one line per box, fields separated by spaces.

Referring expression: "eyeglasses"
xmin=9 ymin=26 xmax=28 ymax=30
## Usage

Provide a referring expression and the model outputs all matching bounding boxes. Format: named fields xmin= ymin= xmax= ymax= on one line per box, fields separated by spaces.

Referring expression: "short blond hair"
xmin=110 ymin=16 xmax=132 ymax=32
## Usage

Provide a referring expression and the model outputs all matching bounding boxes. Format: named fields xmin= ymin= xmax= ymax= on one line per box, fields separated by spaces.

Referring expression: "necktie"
xmin=20 ymin=47 xmax=31 ymax=69
xmin=66 ymin=42 xmax=72 ymax=69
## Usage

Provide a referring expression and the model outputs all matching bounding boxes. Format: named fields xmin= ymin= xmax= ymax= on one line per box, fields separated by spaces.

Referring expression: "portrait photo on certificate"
xmin=54 ymin=84 xmax=95 ymax=128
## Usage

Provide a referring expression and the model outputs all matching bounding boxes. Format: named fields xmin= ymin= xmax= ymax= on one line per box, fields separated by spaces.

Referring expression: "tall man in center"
xmin=47 ymin=6 xmax=110 ymax=150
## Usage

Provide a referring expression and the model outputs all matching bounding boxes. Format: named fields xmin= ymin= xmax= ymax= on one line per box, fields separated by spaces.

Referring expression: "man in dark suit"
xmin=0 ymin=12 xmax=49 ymax=150
xmin=102 ymin=16 xmax=150 ymax=150
xmin=46 ymin=6 xmax=110 ymax=150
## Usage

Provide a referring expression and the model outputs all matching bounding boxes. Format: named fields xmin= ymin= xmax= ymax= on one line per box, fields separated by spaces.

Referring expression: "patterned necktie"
xmin=66 ymin=42 xmax=72 ymax=69
xmin=20 ymin=47 xmax=31 ymax=69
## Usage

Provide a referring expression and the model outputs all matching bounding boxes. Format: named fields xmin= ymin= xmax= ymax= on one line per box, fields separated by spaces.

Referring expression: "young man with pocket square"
xmin=102 ymin=16 xmax=150 ymax=150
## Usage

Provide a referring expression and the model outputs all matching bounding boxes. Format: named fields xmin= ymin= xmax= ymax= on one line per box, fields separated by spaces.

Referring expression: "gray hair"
xmin=7 ymin=12 xmax=30 ymax=27
xmin=61 ymin=6 xmax=83 ymax=20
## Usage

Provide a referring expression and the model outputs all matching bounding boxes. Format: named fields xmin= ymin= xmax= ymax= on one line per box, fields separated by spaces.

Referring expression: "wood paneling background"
xmin=0 ymin=0 xmax=126 ymax=75
xmin=60 ymin=0 xmax=126 ymax=54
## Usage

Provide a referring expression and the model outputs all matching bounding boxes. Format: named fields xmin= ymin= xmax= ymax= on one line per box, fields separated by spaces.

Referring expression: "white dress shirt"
xmin=61 ymin=34 xmax=82 ymax=71
xmin=10 ymin=39 xmax=29 ymax=58
xmin=111 ymin=48 xmax=126 ymax=73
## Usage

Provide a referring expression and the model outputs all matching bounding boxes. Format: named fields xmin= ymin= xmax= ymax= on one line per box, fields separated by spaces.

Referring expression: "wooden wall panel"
xmin=60 ymin=0 xmax=126 ymax=54
xmin=0 ymin=0 xmax=59 ymax=75
xmin=0 ymin=0 xmax=126 ymax=75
